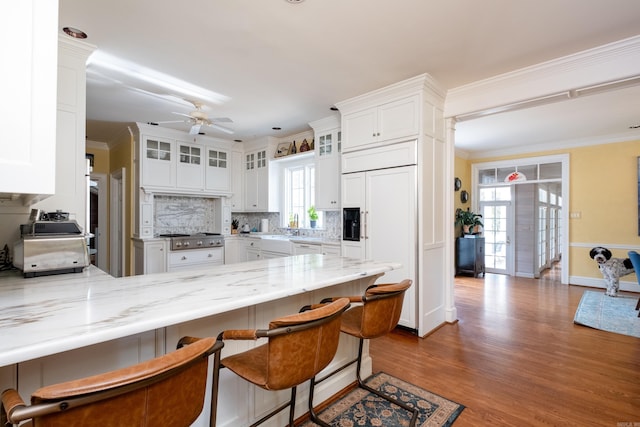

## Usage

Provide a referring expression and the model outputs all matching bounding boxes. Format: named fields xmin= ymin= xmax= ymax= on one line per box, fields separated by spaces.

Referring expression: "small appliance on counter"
xmin=13 ymin=209 xmax=90 ymax=278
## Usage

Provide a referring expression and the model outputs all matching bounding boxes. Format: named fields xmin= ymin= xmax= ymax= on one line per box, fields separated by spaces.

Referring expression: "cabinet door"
xmin=244 ymin=150 xmax=267 ymax=211
xmin=255 ymin=153 xmax=269 ymax=211
xmin=176 ymin=142 xmax=204 ymax=189
xmin=144 ymin=241 xmax=167 ymax=274
xmin=1 ymin=1 xmax=58 ymax=197
xmin=205 ymin=148 xmax=230 ymax=192
xmin=293 ymin=243 xmax=322 ymax=255
xmin=342 ymin=107 xmax=376 ymax=151
xmin=376 ymin=95 xmax=420 ymax=142
xmin=142 ymin=137 xmax=175 ymax=187
xmin=315 ymin=130 xmax=341 ymax=210
xmin=244 ymin=152 xmax=258 ymax=210
xmin=341 ymin=240 xmax=364 ymax=259
xmin=229 ymin=151 xmax=244 ymax=210
xmin=341 ymin=172 xmax=365 ymax=208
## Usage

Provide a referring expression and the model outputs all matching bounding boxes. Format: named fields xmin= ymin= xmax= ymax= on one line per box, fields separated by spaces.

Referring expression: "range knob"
xmin=175 ymin=242 xmax=182 ymax=248
xmin=197 ymin=240 xmax=203 ymax=246
xmin=184 ymin=241 xmax=190 ymax=247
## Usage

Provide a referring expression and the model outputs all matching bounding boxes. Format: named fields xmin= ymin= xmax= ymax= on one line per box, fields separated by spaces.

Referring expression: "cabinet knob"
xmin=181 ymin=256 xmax=187 ymax=260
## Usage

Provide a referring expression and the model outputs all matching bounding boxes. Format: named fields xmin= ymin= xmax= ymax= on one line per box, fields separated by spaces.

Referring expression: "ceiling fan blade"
xmin=155 ymin=120 xmax=186 ymax=124
xmin=189 ymin=124 xmax=202 ymax=135
xmin=172 ymin=112 xmax=193 ymax=119
xmin=210 ymin=117 xmax=233 ymax=123
xmin=207 ymin=122 xmax=234 ymax=134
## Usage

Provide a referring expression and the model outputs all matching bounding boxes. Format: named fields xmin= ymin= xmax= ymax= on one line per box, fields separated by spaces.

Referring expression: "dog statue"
xmin=589 ymin=246 xmax=635 ymax=297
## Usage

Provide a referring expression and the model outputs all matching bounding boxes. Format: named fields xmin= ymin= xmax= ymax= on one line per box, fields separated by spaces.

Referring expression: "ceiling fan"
xmin=158 ymin=101 xmax=234 ymax=135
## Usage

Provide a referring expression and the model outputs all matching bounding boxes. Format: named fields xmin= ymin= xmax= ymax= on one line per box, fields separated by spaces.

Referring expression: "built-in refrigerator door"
xmin=365 ymin=166 xmax=417 ymax=329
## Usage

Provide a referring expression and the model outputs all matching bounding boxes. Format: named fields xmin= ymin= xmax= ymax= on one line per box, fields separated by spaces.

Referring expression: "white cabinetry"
xmin=341 ymin=165 xmax=417 ymax=329
xmin=224 ymin=236 xmax=240 ymax=264
xmin=176 ymin=141 xmax=203 ymax=189
xmin=229 ymin=150 xmax=244 ymax=210
xmin=341 ymin=95 xmax=419 ymax=152
xmin=243 ymin=238 xmax=261 ymax=261
xmin=0 ymin=2 xmax=60 ymax=203
xmin=204 ymin=147 xmax=230 ymax=192
xmin=136 ymin=123 xmax=233 ymax=196
xmin=133 ymin=238 xmax=167 ymax=275
xmin=32 ymin=38 xmax=95 ymax=231
xmin=141 ymin=136 xmax=176 ymax=188
xmin=322 ymin=244 xmax=341 ymax=256
xmin=243 ymin=149 xmax=268 ymax=211
xmin=168 ymin=249 xmax=224 ymax=272
xmin=293 ymin=242 xmax=322 ymax=255
xmin=336 ymin=73 xmax=449 ymax=336
xmin=310 ymin=116 xmax=341 ymax=210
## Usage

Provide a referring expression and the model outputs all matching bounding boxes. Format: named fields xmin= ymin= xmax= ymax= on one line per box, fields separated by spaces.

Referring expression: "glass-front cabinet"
xmin=310 ymin=116 xmax=341 ymax=210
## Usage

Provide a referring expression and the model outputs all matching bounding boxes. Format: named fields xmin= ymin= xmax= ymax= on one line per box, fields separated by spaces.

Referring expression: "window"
xmin=283 ymin=160 xmax=321 ymax=228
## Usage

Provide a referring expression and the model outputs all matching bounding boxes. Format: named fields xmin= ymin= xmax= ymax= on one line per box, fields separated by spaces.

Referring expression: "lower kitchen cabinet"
xmin=168 ymin=249 xmax=224 ymax=272
xmin=292 ymin=242 xmax=322 ymax=255
xmin=133 ymin=238 xmax=167 ymax=275
xmin=455 ymin=237 xmax=485 ymax=277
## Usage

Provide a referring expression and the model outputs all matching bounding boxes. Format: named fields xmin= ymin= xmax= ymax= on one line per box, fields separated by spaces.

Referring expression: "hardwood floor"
xmin=370 ymin=271 xmax=640 ymax=426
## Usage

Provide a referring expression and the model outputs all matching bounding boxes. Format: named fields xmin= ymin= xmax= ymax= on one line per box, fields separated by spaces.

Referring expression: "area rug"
xmin=301 ymin=372 xmax=464 ymax=427
xmin=574 ymin=290 xmax=640 ymax=338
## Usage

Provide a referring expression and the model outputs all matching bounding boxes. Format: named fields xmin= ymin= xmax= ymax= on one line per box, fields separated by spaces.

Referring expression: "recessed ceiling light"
xmin=330 ymin=106 xmax=339 ymax=111
xmin=272 ymin=127 xmax=282 ymax=131
xmin=63 ymin=27 xmax=88 ymax=39
xmin=234 ymin=139 xmax=243 ymax=143
xmin=285 ymin=0 xmax=304 ymax=3
xmin=629 ymin=124 xmax=640 ymax=129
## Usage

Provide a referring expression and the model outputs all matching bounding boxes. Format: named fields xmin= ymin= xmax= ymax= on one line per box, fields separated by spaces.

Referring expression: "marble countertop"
xmin=0 ymin=255 xmax=399 ymax=367
xmin=229 ymin=233 xmax=341 ymax=246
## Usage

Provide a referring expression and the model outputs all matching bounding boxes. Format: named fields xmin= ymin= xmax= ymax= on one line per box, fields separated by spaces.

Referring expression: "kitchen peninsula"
xmin=0 ymin=255 xmax=400 ymax=426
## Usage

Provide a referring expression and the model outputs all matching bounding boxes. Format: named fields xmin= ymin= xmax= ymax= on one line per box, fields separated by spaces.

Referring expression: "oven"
xmin=160 ymin=233 xmax=225 ymax=272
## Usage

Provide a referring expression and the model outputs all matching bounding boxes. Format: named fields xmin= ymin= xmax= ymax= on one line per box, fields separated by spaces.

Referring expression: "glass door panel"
xmin=482 ymin=203 xmax=509 ymax=274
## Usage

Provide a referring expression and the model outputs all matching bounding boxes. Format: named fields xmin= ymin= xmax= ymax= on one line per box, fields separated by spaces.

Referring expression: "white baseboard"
xmin=569 ymin=275 xmax=640 ymax=293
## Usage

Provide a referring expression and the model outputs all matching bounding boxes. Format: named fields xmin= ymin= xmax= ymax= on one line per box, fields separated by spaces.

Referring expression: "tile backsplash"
xmin=153 ymin=195 xmax=341 ymax=239
xmin=154 ymin=196 xmax=217 ymax=235
xmin=232 ymin=211 xmax=341 ymax=240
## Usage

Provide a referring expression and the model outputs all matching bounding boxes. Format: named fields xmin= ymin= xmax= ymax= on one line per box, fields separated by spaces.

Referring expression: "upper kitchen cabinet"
xmin=0 ymin=4 xmax=93 ymax=206
xmin=176 ymin=141 xmax=203 ymax=189
xmin=135 ymin=124 xmax=233 ymax=196
xmin=309 ymin=115 xmax=341 ymax=210
xmin=243 ymin=137 xmax=281 ymax=212
xmin=142 ymin=136 xmax=176 ymax=188
xmin=204 ymin=147 xmax=230 ymax=192
xmin=228 ymin=150 xmax=244 ymax=210
xmin=340 ymin=94 xmax=419 ymax=152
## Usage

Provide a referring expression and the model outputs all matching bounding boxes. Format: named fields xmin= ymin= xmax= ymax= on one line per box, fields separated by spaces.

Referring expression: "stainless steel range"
xmin=160 ymin=233 xmax=224 ymax=251
xmin=159 ymin=233 xmax=225 ymax=272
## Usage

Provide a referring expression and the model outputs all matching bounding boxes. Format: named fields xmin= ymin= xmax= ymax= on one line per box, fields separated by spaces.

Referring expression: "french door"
xmin=480 ymin=201 xmax=511 ymax=275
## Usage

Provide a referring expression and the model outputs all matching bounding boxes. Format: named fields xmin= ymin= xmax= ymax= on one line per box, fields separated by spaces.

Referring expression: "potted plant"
xmin=455 ymin=208 xmax=483 ymax=235
xmin=231 ymin=218 xmax=239 ymax=234
xmin=307 ymin=205 xmax=319 ymax=228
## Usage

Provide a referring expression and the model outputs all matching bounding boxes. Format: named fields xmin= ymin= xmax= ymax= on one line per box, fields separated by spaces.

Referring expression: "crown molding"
xmin=445 ymin=35 xmax=640 ymax=118
xmin=466 ymin=129 xmax=640 ymax=160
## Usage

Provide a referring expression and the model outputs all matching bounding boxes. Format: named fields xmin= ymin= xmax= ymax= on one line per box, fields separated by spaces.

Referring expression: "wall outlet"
xmin=570 ymin=212 xmax=582 ymax=219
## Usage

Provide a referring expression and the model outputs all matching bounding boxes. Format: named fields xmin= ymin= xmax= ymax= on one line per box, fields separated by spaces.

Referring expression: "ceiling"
xmin=58 ymin=0 xmax=640 ymax=156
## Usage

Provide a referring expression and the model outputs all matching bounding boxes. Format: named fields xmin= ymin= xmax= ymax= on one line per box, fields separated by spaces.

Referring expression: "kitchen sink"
xmin=260 ymin=235 xmax=292 ymax=253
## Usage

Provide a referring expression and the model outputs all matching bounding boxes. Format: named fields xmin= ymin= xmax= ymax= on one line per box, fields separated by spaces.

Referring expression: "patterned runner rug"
xmin=302 ymin=372 xmax=464 ymax=427
xmin=574 ymin=290 xmax=640 ymax=338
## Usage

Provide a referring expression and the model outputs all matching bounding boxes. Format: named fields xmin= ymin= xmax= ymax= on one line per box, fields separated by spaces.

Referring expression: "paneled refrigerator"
xmin=341 ymin=165 xmax=417 ymax=329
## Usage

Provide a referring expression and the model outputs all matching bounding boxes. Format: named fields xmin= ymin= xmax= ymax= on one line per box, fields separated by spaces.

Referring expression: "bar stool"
xmin=313 ymin=279 xmax=418 ymax=426
xmin=1 ymin=336 xmax=223 ymax=427
xmin=216 ymin=297 xmax=350 ymax=427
